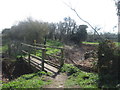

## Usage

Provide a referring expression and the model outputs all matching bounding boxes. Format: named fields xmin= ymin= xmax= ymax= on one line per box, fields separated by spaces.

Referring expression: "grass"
xmin=61 ymin=64 xmax=120 ymax=88
xmin=83 ymin=41 xmax=120 ymax=47
xmin=2 ymin=71 xmax=51 ymax=89
xmin=46 ymin=40 xmax=63 ymax=55
xmin=36 ymin=40 xmax=63 ymax=57
xmin=46 ymin=40 xmax=63 ymax=47
xmin=82 ymin=41 xmax=99 ymax=45
xmin=0 ymin=45 xmax=8 ymax=53
xmin=65 ymin=72 xmax=98 ymax=88
xmin=61 ymin=64 xmax=99 ymax=88
xmin=114 ymin=42 xmax=120 ymax=46
xmin=1 ymin=40 xmax=63 ymax=57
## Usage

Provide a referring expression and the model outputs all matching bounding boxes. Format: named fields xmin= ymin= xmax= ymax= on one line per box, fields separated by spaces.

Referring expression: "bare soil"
xmin=43 ymin=73 xmax=67 ymax=88
xmin=64 ymin=44 xmax=98 ymax=73
xmin=64 ymin=44 xmax=97 ymax=65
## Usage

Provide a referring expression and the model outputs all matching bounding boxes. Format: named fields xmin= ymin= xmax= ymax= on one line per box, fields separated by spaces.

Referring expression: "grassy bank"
xmin=2 ymin=71 xmax=51 ymax=88
xmin=61 ymin=64 xmax=119 ymax=88
xmin=61 ymin=64 xmax=98 ymax=88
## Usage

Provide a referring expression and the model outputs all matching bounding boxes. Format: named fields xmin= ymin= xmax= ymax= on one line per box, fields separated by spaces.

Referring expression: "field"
xmin=82 ymin=41 xmax=120 ymax=46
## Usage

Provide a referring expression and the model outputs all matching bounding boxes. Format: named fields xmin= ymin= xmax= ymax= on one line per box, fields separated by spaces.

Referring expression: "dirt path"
xmin=44 ymin=73 xmax=67 ymax=88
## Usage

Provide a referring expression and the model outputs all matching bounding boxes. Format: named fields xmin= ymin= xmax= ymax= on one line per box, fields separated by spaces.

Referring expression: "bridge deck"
xmin=24 ymin=56 xmax=59 ymax=74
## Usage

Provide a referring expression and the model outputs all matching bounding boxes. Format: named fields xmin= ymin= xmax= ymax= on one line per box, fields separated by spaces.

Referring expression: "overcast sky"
xmin=0 ymin=0 xmax=118 ymax=33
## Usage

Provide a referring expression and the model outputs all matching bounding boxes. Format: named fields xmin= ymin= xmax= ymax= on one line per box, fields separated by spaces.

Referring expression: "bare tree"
xmin=113 ymin=0 xmax=118 ymax=6
xmin=63 ymin=2 xmax=104 ymax=41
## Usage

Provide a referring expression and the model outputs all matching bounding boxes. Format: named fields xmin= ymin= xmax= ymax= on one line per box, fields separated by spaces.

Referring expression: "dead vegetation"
xmin=64 ymin=44 xmax=98 ymax=72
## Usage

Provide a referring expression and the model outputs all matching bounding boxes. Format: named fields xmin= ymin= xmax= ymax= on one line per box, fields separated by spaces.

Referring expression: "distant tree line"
xmin=2 ymin=17 xmax=88 ymax=45
xmin=87 ymin=32 xmax=119 ymax=42
xmin=2 ymin=16 xmax=118 ymax=46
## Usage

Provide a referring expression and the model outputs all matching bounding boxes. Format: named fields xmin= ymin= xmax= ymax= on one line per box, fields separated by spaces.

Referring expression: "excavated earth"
xmin=64 ymin=44 xmax=98 ymax=72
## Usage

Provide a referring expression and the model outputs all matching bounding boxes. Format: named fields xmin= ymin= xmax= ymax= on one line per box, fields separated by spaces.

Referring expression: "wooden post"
xmin=8 ymin=43 xmax=11 ymax=58
xmin=43 ymin=36 xmax=47 ymax=57
xmin=60 ymin=48 xmax=64 ymax=67
xmin=20 ymin=43 xmax=23 ymax=57
xmin=28 ymin=52 xmax=30 ymax=66
xmin=42 ymin=48 xmax=45 ymax=71
xmin=34 ymin=40 xmax=36 ymax=55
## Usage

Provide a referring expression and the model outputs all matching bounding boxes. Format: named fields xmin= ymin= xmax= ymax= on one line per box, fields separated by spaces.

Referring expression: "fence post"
xmin=42 ymin=48 xmax=45 ymax=71
xmin=20 ymin=43 xmax=23 ymax=57
xmin=60 ymin=48 xmax=64 ymax=67
xmin=8 ymin=43 xmax=11 ymax=58
xmin=34 ymin=40 xmax=36 ymax=55
xmin=28 ymin=52 xmax=30 ymax=66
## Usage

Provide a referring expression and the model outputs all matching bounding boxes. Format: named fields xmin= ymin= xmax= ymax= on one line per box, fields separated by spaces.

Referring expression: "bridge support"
xmin=60 ymin=49 xmax=64 ymax=67
xmin=28 ymin=52 xmax=31 ymax=66
xmin=42 ymin=48 xmax=45 ymax=71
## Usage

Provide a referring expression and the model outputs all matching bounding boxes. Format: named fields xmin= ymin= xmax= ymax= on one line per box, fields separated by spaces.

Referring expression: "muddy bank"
xmin=2 ymin=57 xmax=33 ymax=83
xmin=64 ymin=44 xmax=98 ymax=73
xmin=64 ymin=44 xmax=97 ymax=63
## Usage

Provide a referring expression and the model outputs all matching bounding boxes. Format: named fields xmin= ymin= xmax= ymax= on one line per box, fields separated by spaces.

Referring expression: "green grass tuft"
xmin=61 ymin=64 xmax=80 ymax=75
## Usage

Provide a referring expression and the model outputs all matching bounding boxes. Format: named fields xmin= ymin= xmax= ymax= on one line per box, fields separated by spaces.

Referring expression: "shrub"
xmin=61 ymin=64 xmax=80 ymax=75
xmin=97 ymin=40 xmax=116 ymax=74
xmin=97 ymin=39 xmax=120 ymax=87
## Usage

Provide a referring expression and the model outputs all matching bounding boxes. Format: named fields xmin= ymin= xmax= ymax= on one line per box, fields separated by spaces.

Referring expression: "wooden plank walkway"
xmin=24 ymin=56 xmax=59 ymax=74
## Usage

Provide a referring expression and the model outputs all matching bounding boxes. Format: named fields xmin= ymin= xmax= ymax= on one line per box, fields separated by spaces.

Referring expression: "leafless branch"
xmin=63 ymin=1 xmax=104 ymax=41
